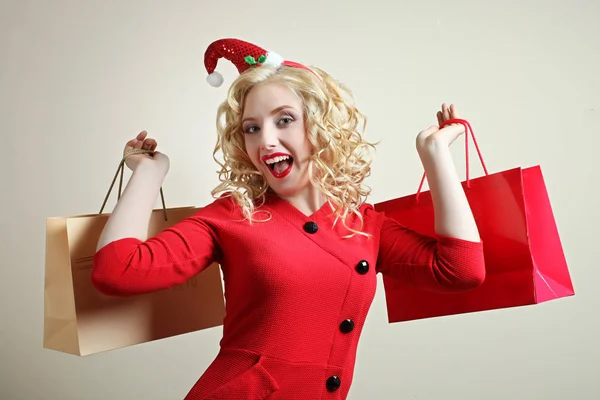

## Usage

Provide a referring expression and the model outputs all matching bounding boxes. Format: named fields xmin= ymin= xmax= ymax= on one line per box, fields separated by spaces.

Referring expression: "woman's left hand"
xmin=416 ymin=103 xmax=465 ymax=155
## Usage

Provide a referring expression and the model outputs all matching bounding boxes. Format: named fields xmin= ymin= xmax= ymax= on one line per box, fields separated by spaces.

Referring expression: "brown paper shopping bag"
xmin=43 ymin=150 xmax=226 ymax=356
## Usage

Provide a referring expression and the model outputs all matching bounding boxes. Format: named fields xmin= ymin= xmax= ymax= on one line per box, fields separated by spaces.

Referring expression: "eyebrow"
xmin=242 ymin=105 xmax=296 ymax=124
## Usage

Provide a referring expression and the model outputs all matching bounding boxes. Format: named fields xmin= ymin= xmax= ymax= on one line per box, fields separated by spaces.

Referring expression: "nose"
xmin=261 ymin=143 xmax=276 ymax=150
xmin=259 ymin=125 xmax=278 ymax=150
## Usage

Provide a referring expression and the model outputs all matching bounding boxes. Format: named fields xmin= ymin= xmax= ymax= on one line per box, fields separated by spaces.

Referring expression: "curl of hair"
xmin=210 ymin=64 xmax=378 ymax=237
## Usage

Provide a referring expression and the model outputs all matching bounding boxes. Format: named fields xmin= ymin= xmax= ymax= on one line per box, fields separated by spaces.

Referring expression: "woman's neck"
xmin=279 ymin=185 xmax=327 ymax=217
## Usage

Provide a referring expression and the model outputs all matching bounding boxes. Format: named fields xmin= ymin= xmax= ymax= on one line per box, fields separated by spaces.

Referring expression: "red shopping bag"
xmin=374 ymin=119 xmax=575 ymax=323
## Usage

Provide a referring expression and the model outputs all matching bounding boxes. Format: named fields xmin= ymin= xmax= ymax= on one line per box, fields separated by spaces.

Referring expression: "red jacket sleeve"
xmin=376 ymin=216 xmax=486 ymax=292
xmin=91 ymin=198 xmax=230 ymax=296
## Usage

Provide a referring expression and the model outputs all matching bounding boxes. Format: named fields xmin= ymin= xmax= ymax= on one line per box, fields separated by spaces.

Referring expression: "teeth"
xmin=265 ymin=155 xmax=290 ymax=165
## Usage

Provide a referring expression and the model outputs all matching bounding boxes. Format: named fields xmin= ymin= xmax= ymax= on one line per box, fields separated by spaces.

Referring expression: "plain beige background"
xmin=1 ymin=0 xmax=598 ymax=399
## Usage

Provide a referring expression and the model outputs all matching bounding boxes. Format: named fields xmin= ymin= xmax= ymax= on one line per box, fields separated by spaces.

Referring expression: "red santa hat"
xmin=203 ymin=38 xmax=317 ymax=87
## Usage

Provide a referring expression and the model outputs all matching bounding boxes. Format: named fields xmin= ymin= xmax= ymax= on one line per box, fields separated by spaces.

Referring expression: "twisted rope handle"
xmin=415 ymin=118 xmax=489 ymax=202
xmin=98 ymin=148 xmax=168 ymax=221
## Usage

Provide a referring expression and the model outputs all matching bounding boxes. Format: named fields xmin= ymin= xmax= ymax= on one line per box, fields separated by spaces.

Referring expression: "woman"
xmin=92 ymin=38 xmax=485 ymax=399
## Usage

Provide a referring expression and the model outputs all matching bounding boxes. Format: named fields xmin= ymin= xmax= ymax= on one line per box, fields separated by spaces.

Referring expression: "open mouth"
xmin=263 ymin=153 xmax=294 ymax=179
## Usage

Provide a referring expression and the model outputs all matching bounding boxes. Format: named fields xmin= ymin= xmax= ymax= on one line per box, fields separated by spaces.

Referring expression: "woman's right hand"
xmin=97 ymin=130 xmax=170 ymax=252
xmin=123 ymin=130 xmax=170 ymax=175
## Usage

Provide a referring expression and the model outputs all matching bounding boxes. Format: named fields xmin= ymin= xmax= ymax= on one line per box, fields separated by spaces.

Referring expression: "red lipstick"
xmin=262 ymin=152 xmax=293 ymax=179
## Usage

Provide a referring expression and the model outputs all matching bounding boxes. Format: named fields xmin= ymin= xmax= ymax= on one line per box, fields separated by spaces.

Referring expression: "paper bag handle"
xmin=415 ymin=118 xmax=489 ymax=202
xmin=98 ymin=148 xmax=168 ymax=221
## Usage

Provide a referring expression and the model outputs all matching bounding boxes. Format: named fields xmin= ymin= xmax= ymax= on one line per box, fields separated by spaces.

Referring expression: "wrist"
xmin=134 ymin=159 xmax=168 ymax=181
xmin=417 ymin=142 xmax=453 ymax=168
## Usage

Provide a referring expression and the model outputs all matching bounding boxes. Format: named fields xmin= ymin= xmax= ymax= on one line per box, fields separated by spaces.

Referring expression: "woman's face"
xmin=241 ymin=82 xmax=313 ymax=198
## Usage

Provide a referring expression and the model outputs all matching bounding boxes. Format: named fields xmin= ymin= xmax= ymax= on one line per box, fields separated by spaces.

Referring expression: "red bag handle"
xmin=415 ymin=118 xmax=488 ymax=202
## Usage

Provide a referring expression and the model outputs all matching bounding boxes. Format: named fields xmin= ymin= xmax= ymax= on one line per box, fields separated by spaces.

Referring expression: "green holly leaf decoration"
xmin=245 ymin=54 xmax=267 ymax=67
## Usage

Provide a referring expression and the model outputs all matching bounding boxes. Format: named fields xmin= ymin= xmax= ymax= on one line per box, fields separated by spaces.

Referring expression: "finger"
xmin=143 ymin=138 xmax=157 ymax=151
xmin=442 ymin=103 xmax=450 ymax=120
xmin=136 ymin=130 xmax=147 ymax=141
xmin=436 ymin=111 xmax=443 ymax=126
xmin=449 ymin=104 xmax=460 ymax=120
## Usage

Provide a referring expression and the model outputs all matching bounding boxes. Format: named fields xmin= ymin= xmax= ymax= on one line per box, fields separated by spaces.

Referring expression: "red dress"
xmin=92 ymin=193 xmax=485 ymax=399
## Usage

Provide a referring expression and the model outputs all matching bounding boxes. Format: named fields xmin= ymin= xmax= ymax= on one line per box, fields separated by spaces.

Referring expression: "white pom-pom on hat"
xmin=206 ymin=71 xmax=224 ymax=87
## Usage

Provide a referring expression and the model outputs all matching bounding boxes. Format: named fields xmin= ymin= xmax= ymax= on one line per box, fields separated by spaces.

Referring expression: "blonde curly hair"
xmin=210 ymin=64 xmax=377 ymax=237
